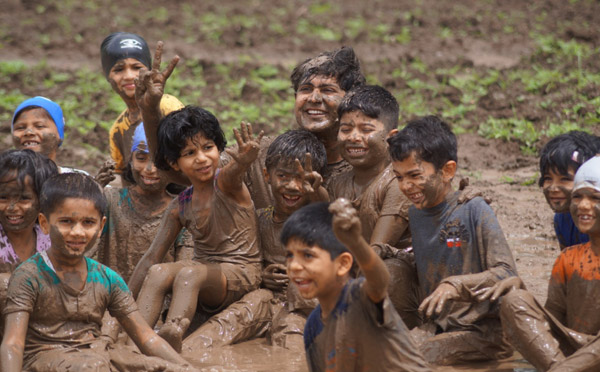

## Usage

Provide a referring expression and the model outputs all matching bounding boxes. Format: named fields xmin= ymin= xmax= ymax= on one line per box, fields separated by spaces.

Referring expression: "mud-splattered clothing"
xmin=109 ymin=94 xmax=183 ymax=173
xmin=0 ymin=224 xmax=50 ymax=273
xmin=304 ymin=277 xmax=431 ymax=372
xmin=96 ymin=187 xmax=194 ymax=282
xmin=3 ymin=253 xmax=137 ymax=366
xmin=327 ymin=164 xmax=411 ymax=248
xmin=554 ymin=212 xmax=589 ymax=248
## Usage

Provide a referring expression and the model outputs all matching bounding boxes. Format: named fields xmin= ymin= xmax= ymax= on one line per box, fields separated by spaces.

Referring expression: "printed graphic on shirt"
xmin=439 ymin=218 xmax=470 ymax=248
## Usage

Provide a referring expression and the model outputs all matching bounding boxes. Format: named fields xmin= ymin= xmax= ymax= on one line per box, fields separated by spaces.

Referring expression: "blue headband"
xmin=12 ymin=96 xmax=65 ymax=146
xmin=131 ymin=122 xmax=149 ymax=153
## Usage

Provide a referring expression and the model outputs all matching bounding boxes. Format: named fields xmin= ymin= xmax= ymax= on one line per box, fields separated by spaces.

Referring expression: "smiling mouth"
xmin=346 ymin=147 xmax=368 ymax=156
xmin=407 ymin=192 xmax=424 ymax=203
xmin=292 ymin=278 xmax=313 ymax=291
xmin=282 ymin=194 xmax=302 ymax=206
xmin=306 ymin=109 xmax=326 ymax=116
xmin=66 ymin=241 xmax=87 ymax=250
xmin=22 ymin=141 xmax=40 ymax=148
xmin=6 ymin=215 xmax=24 ymax=224
xmin=141 ymin=175 xmax=160 ymax=184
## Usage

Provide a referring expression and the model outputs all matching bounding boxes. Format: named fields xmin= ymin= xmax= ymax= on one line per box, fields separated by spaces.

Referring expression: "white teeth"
xmin=307 ymin=110 xmax=324 ymax=115
xmin=347 ymin=148 xmax=367 ymax=154
xmin=7 ymin=216 xmax=22 ymax=220
xmin=23 ymin=141 xmax=39 ymax=147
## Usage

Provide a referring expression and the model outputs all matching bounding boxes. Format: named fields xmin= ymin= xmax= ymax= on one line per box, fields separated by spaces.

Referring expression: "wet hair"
xmin=387 ymin=115 xmax=457 ymax=171
xmin=265 ymin=130 xmax=327 ymax=175
xmin=155 ymin=106 xmax=227 ymax=171
xmin=40 ymin=173 xmax=107 ymax=218
xmin=338 ymin=85 xmax=399 ymax=131
xmin=280 ymin=202 xmax=349 ymax=259
xmin=538 ymin=131 xmax=600 ymax=187
xmin=0 ymin=149 xmax=59 ymax=196
xmin=290 ymin=46 xmax=365 ymax=93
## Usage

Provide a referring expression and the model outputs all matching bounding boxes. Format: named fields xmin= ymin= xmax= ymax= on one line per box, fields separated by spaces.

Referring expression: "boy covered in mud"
xmin=182 ymin=129 xmax=327 ymax=352
xmin=282 ymin=200 xmax=431 ymax=372
xmin=0 ymin=173 xmax=195 ymax=372
xmin=387 ymin=116 xmax=518 ymax=365
xmin=538 ymin=131 xmax=600 ymax=249
xmin=479 ymin=156 xmax=600 ymax=372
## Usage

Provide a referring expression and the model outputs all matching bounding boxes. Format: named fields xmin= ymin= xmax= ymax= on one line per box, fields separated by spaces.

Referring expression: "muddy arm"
xmin=128 ymin=200 xmax=183 ymax=297
xmin=370 ymin=215 xmax=408 ymax=246
xmin=0 ymin=311 xmax=29 ymax=372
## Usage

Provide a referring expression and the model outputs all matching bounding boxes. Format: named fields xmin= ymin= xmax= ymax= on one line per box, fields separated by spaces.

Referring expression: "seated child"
xmin=387 ymin=116 xmax=518 ymax=365
xmin=93 ymin=123 xmax=193 ymax=282
xmin=479 ymin=156 xmax=600 ymax=372
xmin=182 ymin=129 xmax=327 ymax=352
xmin=0 ymin=173 xmax=195 ymax=372
xmin=538 ymin=131 xmax=600 ymax=249
xmin=128 ymin=107 xmax=262 ymax=352
xmin=100 ymin=32 xmax=183 ymax=182
xmin=282 ymin=199 xmax=431 ymax=372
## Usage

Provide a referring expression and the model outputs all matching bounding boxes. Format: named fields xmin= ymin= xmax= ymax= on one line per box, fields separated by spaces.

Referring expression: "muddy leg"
xmin=548 ymin=332 xmax=600 ymax=372
xmin=384 ymin=255 xmax=422 ymax=329
xmin=270 ymin=306 xmax=306 ymax=351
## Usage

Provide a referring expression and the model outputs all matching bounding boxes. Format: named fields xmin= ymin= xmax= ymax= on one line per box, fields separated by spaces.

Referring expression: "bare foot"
xmin=158 ymin=317 xmax=190 ymax=353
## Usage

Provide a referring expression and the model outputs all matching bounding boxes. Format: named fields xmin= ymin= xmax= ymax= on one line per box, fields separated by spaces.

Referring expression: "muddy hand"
xmin=225 ymin=122 xmax=264 ymax=166
xmin=263 ymin=263 xmax=288 ymax=291
xmin=418 ymin=283 xmax=459 ymax=319
xmin=457 ymin=177 xmax=492 ymax=205
xmin=95 ymin=160 xmax=116 ymax=187
xmin=475 ymin=276 xmax=525 ymax=302
xmin=135 ymin=41 xmax=180 ymax=112
xmin=329 ymin=198 xmax=363 ymax=247
xmin=294 ymin=152 xmax=323 ymax=195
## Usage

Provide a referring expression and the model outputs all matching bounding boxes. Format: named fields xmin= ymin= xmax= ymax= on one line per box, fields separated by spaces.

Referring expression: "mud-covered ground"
xmin=1 ymin=0 xmax=599 ymax=370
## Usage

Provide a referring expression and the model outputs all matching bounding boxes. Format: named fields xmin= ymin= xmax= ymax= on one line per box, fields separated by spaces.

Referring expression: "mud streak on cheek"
xmin=40 ymin=133 xmax=60 ymax=156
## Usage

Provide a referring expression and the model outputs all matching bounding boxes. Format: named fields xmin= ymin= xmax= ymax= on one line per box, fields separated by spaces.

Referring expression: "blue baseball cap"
xmin=131 ymin=122 xmax=149 ymax=153
xmin=12 ymin=96 xmax=65 ymax=146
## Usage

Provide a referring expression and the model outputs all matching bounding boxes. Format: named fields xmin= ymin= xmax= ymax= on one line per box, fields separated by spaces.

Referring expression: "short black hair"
xmin=387 ymin=115 xmax=457 ymax=171
xmin=265 ymin=130 xmax=327 ymax=175
xmin=338 ymin=85 xmax=399 ymax=131
xmin=40 ymin=173 xmax=107 ymax=218
xmin=280 ymin=202 xmax=349 ymax=259
xmin=0 ymin=149 xmax=58 ymax=196
xmin=155 ymin=106 xmax=227 ymax=171
xmin=291 ymin=46 xmax=365 ymax=93
xmin=538 ymin=131 xmax=600 ymax=187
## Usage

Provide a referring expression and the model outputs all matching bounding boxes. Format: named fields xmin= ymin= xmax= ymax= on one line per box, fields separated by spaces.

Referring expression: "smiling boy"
xmin=387 ymin=115 xmax=517 ymax=365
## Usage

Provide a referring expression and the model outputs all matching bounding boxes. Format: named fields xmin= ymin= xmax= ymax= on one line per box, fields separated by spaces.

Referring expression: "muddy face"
xmin=43 ymin=198 xmax=104 ymax=259
xmin=392 ymin=152 xmax=447 ymax=209
xmin=12 ymin=108 xmax=61 ymax=159
xmin=171 ymin=133 xmax=220 ymax=185
xmin=107 ymin=57 xmax=146 ymax=100
xmin=130 ymin=150 xmax=168 ymax=193
xmin=0 ymin=175 xmax=39 ymax=232
xmin=570 ymin=188 xmax=600 ymax=236
xmin=338 ymin=110 xmax=388 ymax=169
xmin=541 ymin=168 xmax=575 ymax=213
xmin=294 ymin=75 xmax=345 ymax=133
xmin=265 ymin=161 xmax=311 ymax=221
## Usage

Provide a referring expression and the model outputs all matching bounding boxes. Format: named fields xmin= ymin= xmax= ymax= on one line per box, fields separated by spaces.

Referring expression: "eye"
xmin=203 ymin=144 xmax=214 ymax=151
xmin=58 ymin=218 xmax=71 ymax=224
xmin=298 ymin=86 xmax=312 ymax=93
xmin=303 ymin=251 xmax=314 ymax=259
xmin=83 ymin=219 xmax=97 ymax=226
xmin=285 ymin=251 xmax=294 ymax=260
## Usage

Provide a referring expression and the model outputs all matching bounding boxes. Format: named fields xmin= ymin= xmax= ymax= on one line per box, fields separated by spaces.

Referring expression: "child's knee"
xmin=174 ymin=266 xmax=205 ymax=285
xmin=146 ymin=264 xmax=175 ymax=288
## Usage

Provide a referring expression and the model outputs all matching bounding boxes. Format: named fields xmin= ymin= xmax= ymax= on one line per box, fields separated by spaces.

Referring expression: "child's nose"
xmin=308 ymin=89 xmax=323 ymax=103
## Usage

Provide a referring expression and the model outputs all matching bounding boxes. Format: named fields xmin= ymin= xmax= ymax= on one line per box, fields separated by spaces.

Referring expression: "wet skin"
xmin=0 ymin=176 xmax=38 ymax=233
xmin=392 ymin=152 xmax=456 ymax=209
xmin=570 ymin=188 xmax=600 ymax=237
xmin=12 ymin=108 xmax=60 ymax=160
xmin=294 ymin=75 xmax=345 ymax=134
xmin=170 ymin=133 xmax=220 ymax=187
xmin=542 ymin=168 xmax=575 ymax=213
xmin=338 ymin=110 xmax=389 ymax=170
xmin=108 ymin=57 xmax=146 ymax=102
xmin=130 ymin=149 xmax=169 ymax=195
xmin=264 ymin=160 xmax=312 ymax=223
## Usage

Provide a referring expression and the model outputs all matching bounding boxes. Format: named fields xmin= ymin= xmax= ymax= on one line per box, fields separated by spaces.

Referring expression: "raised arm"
xmin=128 ymin=199 xmax=183 ymax=297
xmin=1 ymin=311 xmax=29 ymax=372
xmin=329 ymin=198 xmax=389 ymax=303
xmin=295 ymin=153 xmax=329 ymax=202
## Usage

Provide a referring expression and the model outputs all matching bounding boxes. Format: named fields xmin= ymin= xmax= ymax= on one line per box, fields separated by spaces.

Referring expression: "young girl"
xmin=93 ymin=123 xmax=193 ymax=282
xmin=128 ymin=108 xmax=262 ymax=352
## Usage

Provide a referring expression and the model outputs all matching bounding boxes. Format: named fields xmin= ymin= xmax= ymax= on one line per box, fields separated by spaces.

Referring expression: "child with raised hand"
xmin=387 ymin=115 xmax=518 ymax=365
xmin=93 ymin=123 xmax=193 ymax=282
xmin=282 ymin=200 xmax=431 ymax=372
xmin=182 ymin=129 xmax=328 ymax=352
xmin=538 ymin=131 xmax=600 ymax=249
xmin=100 ymin=32 xmax=183 ymax=182
xmin=0 ymin=173 xmax=197 ymax=372
xmin=128 ymin=108 xmax=263 ymax=352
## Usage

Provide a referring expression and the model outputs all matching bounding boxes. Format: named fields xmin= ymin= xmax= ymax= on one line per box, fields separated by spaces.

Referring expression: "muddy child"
xmin=128 ymin=108 xmax=262 ymax=353
xmin=387 ymin=116 xmax=518 ymax=365
xmin=538 ymin=131 xmax=600 ymax=249
xmin=101 ymin=32 xmax=183 ymax=183
xmin=282 ymin=200 xmax=431 ymax=372
xmin=0 ymin=173 xmax=196 ymax=372
xmin=93 ymin=123 xmax=193 ymax=282
xmin=182 ymin=129 xmax=328 ymax=352
xmin=478 ymin=156 xmax=600 ymax=372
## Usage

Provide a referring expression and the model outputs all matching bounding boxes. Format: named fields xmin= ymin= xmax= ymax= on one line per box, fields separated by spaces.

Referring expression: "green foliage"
xmin=478 ymin=117 xmax=539 ymax=150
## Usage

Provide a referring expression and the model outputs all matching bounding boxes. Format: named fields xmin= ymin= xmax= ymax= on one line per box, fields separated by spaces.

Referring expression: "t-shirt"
xmin=409 ymin=191 xmax=517 ymax=331
xmin=95 ymin=187 xmax=194 ymax=282
xmin=545 ymin=242 xmax=600 ymax=335
xmin=109 ymin=94 xmax=184 ymax=173
xmin=304 ymin=277 xmax=431 ymax=372
xmin=327 ymin=164 xmax=411 ymax=248
xmin=554 ymin=212 xmax=589 ymax=248
xmin=3 ymin=253 xmax=137 ymax=362
xmin=0 ymin=224 xmax=50 ymax=274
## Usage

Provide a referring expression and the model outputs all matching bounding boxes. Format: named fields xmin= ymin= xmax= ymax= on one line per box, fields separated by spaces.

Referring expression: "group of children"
xmin=0 ymin=30 xmax=599 ymax=372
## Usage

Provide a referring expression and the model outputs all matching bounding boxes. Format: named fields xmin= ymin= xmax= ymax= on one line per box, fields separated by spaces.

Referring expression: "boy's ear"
xmin=169 ymin=161 xmax=180 ymax=172
xmin=262 ymin=167 xmax=270 ymax=184
xmin=441 ymin=160 xmax=457 ymax=182
xmin=335 ymin=252 xmax=353 ymax=277
xmin=386 ymin=128 xmax=398 ymax=139
xmin=38 ymin=213 xmax=49 ymax=235
xmin=99 ymin=216 xmax=107 ymax=234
